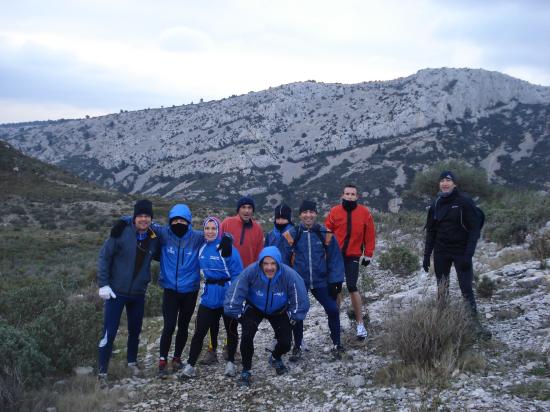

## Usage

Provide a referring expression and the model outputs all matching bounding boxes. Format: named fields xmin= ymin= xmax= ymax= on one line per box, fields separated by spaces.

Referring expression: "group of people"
xmin=96 ymin=171 xmax=489 ymax=388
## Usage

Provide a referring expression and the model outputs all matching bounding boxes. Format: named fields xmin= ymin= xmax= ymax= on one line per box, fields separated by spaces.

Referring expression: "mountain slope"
xmin=1 ymin=68 xmax=549 ymax=211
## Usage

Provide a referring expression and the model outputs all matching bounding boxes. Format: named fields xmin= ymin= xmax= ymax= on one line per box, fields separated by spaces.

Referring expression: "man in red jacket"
xmin=203 ymin=195 xmax=264 ymax=363
xmin=325 ymin=184 xmax=375 ymax=340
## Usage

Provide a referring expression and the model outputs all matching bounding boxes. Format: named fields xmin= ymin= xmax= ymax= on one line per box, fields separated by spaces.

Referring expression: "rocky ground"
xmin=100 ymin=240 xmax=549 ymax=412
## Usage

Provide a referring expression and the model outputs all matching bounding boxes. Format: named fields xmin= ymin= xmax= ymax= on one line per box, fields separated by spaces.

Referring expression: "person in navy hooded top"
xmin=224 ymin=246 xmax=309 ymax=387
xmin=180 ymin=216 xmax=243 ymax=379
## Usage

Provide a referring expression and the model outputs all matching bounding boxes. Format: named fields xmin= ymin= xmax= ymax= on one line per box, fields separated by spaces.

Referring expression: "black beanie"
xmin=299 ymin=200 xmax=317 ymax=214
xmin=133 ymin=199 xmax=153 ymax=219
xmin=236 ymin=195 xmax=255 ymax=212
xmin=439 ymin=170 xmax=457 ymax=182
xmin=274 ymin=203 xmax=292 ymax=223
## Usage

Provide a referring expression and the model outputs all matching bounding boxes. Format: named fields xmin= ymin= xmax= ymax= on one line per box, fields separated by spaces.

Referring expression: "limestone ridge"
xmin=1 ymin=67 xmax=549 ymax=211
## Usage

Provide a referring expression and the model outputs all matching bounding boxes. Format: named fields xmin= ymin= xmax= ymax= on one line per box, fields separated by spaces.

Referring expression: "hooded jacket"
xmin=224 ymin=246 xmax=309 ymax=321
xmin=155 ymin=204 xmax=205 ymax=293
xmin=281 ymin=224 xmax=345 ymax=289
xmin=97 ymin=223 xmax=159 ymax=296
xmin=199 ymin=236 xmax=243 ymax=309
xmin=424 ymin=188 xmax=481 ymax=257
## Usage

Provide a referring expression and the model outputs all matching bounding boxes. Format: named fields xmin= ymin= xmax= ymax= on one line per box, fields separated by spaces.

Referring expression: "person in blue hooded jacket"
xmin=281 ymin=200 xmax=346 ymax=361
xmin=180 ymin=216 xmax=243 ymax=379
xmin=224 ymin=246 xmax=309 ymax=387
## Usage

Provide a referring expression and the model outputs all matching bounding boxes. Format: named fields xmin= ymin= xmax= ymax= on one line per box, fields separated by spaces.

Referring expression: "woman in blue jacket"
xmin=181 ymin=216 xmax=243 ymax=378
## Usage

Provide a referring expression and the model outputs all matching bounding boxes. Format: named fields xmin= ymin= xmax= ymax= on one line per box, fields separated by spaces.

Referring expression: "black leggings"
xmin=187 ymin=305 xmax=238 ymax=366
xmin=159 ymin=288 xmax=199 ymax=359
xmin=240 ymin=305 xmax=292 ymax=371
xmin=433 ymin=253 xmax=477 ymax=314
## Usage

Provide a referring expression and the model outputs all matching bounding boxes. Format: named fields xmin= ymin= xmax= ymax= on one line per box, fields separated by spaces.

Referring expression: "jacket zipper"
xmin=264 ymin=278 xmax=272 ymax=313
xmin=307 ymin=231 xmax=313 ymax=287
xmin=175 ymin=238 xmax=181 ymax=292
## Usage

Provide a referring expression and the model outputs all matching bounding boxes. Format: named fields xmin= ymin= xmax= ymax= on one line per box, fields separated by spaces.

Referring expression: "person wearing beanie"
xmin=423 ymin=170 xmax=491 ymax=340
xmin=265 ymin=203 xmax=294 ymax=251
xmin=180 ymin=216 xmax=244 ymax=379
xmin=325 ymin=184 xmax=376 ymax=340
xmin=281 ymin=200 xmax=346 ymax=361
xmin=108 ymin=203 xmax=208 ymax=378
xmin=97 ymin=199 xmax=160 ymax=386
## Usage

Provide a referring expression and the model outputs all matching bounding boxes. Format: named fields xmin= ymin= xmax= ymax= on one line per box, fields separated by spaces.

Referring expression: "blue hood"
xmin=169 ymin=204 xmax=192 ymax=225
xmin=258 ymin=246 xmax=282 ymax=267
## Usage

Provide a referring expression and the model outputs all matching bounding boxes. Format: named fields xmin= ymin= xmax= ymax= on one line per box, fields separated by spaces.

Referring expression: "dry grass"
xmin=375 ymin=295 xmax=475 ymax=387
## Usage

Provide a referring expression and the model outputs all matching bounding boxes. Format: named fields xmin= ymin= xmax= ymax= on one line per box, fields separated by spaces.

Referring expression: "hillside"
xmin=1 ymin=68 xmax=549 ymax=211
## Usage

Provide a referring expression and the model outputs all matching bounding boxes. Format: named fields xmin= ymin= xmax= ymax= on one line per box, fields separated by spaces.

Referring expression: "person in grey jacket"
xmin=97 ymin=199 xmax=160 ymax=384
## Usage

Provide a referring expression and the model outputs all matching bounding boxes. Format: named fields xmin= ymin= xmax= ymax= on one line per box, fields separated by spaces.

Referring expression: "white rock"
xmin=73 ymin=366 xmax=94 ymax=376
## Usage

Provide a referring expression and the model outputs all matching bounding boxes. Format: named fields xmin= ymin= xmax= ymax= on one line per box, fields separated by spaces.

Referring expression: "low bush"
xmin=476 ymin=275 xmax=497 ymax=299
xmin=144 ymin=283 xmax=163 ymax=318
xmin=27 ymin=301 xmax=102 ymax=373
xmin=377 ymin=297 xmax=474 ymax=386
xmin=379 ymin=245 xmax=419 ymax=276
xmin=529 ymin=231 xmax=550 ymax=268
xmin=0 ymin=280 xmax=66 ymax=325
xmin=0 ymin=321 xmax=51 ymax=406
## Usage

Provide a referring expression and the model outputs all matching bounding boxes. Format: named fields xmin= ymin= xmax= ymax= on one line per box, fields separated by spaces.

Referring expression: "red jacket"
xmin=325 ymin=204 xmax=376 ymax=258
xmin=221 ymin=215 xmax=264 ymax=267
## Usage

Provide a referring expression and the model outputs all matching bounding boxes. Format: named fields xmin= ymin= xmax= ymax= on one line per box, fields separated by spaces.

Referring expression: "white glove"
xmin=360 ymin=256 xmax=371 ymax=267
xmin=99 ymin=285 xmax=117 ymax=300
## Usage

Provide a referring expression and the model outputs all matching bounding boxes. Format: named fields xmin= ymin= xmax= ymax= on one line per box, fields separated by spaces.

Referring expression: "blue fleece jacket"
xmin=224 ymin=246 xmax=309 ymax=321
xmin=199 ymin=239 xmax=243 ymax=309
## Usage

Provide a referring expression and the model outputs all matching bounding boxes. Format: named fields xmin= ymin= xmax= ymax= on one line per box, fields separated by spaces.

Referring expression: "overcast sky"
xmin=1 ymin=0 xmax=549 ymax=123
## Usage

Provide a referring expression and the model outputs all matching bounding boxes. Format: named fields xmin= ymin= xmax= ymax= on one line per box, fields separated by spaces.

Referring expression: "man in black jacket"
xmin=423 ymin=171 xmax=491 ymax=339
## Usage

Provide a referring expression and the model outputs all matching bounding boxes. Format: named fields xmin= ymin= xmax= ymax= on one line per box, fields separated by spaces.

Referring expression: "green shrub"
xmin=145 ymin=283 xmax=163 ymax=318
xmin=26 ymin=301 xmax=102 ymax=373
xmin=484 ymin=190 xmax=550 ymax=246
xmin=0 ymin=321 xmax=51 ymax=405
xmin=476 ymin=275 xmax=496 ymax=299
xmin=409 ymin=160 xmax=492 ymax=200
xmin=0 ymin=280 xmax=66 ymax=325
xmin=379 ymin=245 xmax=420 ymax=276
xmin=529 ymin=231 xmax=550 ymax=268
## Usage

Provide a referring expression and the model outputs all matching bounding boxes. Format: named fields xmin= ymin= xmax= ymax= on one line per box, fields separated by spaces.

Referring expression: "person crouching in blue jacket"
xmin=180 ymin=216 xmax=243 ymax=379
xmin=224 ymin=246 xmax=309 ymax=387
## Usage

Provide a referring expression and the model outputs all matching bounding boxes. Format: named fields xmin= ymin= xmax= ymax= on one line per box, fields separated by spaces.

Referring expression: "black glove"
xmin=458 ymin=255 xmax=472 ymax=271
xmin=110 ymin=219 xmax=127 ymax=238
xmin=360 ymin=256 xmax=371 ymax=267
xmin=217 ymin=234 xmax=233 ymax=258
xmin=328 ymin=282 xmax=342 ymax=300
xmin=422 ymin=255 xmax=430 ymax=272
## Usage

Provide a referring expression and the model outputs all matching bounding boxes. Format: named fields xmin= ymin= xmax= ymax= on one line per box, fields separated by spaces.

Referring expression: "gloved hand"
xmin=110 ymin=219 xmax=127 ymax=238
xmin=217 ymin=234 xmax=233 ymax=258
xmin=458 ymin=255 xmax=472 ymax=271
xmin=422 ymin=255 xmax=430 ymax=272
xmin=328 ymin=282 xmax=342 ymax=300
xmin=360 ymin=256 xmax=371 ymax=267
xmin=99 ymin=285 xmax=117 ymax=300
xmin=289 ymin=319 xmax=297 ymax=326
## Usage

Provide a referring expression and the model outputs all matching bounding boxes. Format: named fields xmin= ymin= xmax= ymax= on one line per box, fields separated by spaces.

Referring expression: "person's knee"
xmin=347 ymin=284 xmax=358 ymax=293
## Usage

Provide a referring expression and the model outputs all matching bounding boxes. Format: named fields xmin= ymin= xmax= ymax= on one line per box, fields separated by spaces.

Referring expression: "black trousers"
xmin=187 ymin=305 xmax=238 ymax=366
xmin=159 ymin=289 xmax=199 ymax=359
xmin=433 ymin=253 xmax=477 ymax=314
xmin=240 ymin=305 xmax=292 ymax=371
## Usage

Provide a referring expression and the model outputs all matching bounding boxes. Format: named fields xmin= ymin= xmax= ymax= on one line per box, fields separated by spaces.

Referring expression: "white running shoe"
xmin=180 ymin=363 xmax=196 ymax=378
xmin=357 ymin=324 xmax=368 ymax=340
xmin=225 ymin=361 xmax=236 ymax=377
